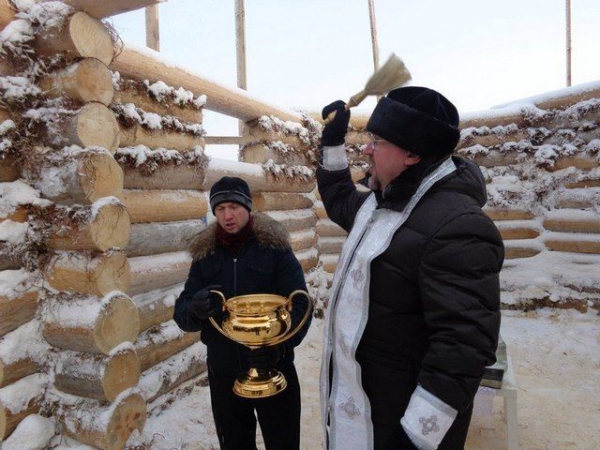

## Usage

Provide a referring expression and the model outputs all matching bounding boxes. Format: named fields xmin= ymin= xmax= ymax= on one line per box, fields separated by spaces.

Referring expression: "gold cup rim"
xmin=225 ymin=294 xmax=288 ymax=313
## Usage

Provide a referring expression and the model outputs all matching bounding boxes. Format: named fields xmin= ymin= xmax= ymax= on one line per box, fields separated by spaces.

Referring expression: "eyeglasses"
xmin=367 ymin=133 xmax=388 ymax=150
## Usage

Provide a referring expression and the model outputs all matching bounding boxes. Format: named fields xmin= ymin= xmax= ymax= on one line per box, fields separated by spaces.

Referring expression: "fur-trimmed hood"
xmin=189 ymin=212 xmax=291 ymax=261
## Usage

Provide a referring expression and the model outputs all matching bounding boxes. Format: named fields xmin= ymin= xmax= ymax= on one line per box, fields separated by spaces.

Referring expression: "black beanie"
xmin=366 ymin=86 xmax=460 ymax=157
xmin=209 ymin=176 xmax=253 ymax=213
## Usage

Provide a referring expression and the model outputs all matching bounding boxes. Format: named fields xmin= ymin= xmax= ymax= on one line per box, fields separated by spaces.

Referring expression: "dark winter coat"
xmin=317 ymin=156 xmax=504 ymax=447
xmin=173 ymin=213 xmax=311 ymax=377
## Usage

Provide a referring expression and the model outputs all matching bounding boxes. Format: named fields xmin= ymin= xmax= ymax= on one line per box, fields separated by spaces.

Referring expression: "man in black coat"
xmin=173 ymin=176 xmax=312 ymax=450
xmin=317 ymin=87 xmax=504 ymax=450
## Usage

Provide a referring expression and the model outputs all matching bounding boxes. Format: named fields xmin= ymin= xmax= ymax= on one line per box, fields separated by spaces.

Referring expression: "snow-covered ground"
xmin=34 ymin=307 xmax=597 ymax=450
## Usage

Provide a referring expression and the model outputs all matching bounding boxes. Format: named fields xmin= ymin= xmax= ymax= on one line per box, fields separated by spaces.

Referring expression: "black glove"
xmin=190 ymin=285 xmax=222 ymax=320
xmin=383 ymin=424 xmax=418 ymax=450
xmin=321 ymin=100 xmax=351 ymax=147
xmin=246 ymin=344 xmax=286 ymax=370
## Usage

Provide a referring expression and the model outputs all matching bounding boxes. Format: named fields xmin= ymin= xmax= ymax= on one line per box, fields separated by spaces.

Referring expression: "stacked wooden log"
xmin=1 ymin=3 xmax=145 ymax=447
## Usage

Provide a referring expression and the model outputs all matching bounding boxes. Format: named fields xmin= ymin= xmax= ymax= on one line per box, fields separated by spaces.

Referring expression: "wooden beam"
xmin=145 ymin=5 xmax=160 ymax=51
xmin=59 ymin=0 xmax=165 ymax=19
xmin=0 ymin=0 xmax=16 ymax=30
xmin=111 ymin=43 xmax=302 ymax=123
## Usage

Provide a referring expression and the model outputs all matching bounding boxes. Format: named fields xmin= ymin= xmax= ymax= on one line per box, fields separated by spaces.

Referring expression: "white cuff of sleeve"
xmin=321 ymin=145 xmax=348 ymax=171
xmin=400 ymin=385 xmax=458 ymax=450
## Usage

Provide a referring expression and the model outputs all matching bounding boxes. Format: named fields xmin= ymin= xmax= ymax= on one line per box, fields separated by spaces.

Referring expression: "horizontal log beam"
xmin=111 ymin=43 xmax=302 ymax=123
xmin=39 ymin=58 xmax=114 ymax=106
xmin=43 ymin=292 xmax=139 ymax=354
xmin=120 ymin=189 xmax=207 ymax=223
xmin=44 ymin=251 xmax=131 ymax=296
xmin=128 ymin=251 xmax=191 ymax=296
xmin=118 ymin=123 xmax=205 ymax=151
xmin=0 ymin=290 xmax=38 ymax=337
xmin=54 ymin=347 xmax=140 ymax=401
xmin=252 ymin=192 xmax=313 ymax=212
xmin=114 ymin=87 xmax=202 ymax=124
xmin=126 ymin=220 xmax=202 ymax=257
xmin=135 ymin=323 xmax=199 ymax=372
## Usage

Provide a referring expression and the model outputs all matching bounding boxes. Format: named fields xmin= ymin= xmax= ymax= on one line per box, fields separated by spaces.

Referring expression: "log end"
xmin=70 ymin=12 xmax=115 ymax=66
xmin=106 ymin=392 xmax=147 ymax=450
xmin=103 ymin=349 xmax=141 ymax=402
xmin=76 ymin=103 xmax=120 ymax=152
xmin=95 ymin=293 xmax=139 ymax=354
xmin=89 ymin=202 xmax=131 ymax=251
xmin=80 ymin=152 xmax=124 ymax=203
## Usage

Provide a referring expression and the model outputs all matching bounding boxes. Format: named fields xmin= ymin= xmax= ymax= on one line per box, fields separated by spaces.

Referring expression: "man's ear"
xmin=405 ymin=153 xmax=421 ymax=167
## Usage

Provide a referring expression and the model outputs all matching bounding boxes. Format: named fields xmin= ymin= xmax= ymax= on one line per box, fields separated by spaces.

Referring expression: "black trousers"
xmin=208 ymin=364 xmax=301 ymax=450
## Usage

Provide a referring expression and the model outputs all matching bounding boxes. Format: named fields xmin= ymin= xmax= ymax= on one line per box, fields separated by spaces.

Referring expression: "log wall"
xmin=1 ymin=1 xmax=599 ymax=447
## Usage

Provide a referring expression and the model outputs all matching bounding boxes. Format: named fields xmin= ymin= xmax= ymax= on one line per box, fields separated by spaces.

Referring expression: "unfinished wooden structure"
xmin=1 ymin=0 xmax=599 ymax=448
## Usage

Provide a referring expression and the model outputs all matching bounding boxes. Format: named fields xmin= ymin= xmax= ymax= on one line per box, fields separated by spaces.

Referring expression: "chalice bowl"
xmin=209 ymin=290 xmax=312 ymax=398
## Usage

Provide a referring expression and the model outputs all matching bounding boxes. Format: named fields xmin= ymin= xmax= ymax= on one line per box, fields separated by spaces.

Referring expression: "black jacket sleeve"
xmin=418 ymin=211 xmax=504 ymax=412
xmin=316 ymin=165 xmax=370 ymax=232
xmin=173 ymin=260 xmax=207 ymax=333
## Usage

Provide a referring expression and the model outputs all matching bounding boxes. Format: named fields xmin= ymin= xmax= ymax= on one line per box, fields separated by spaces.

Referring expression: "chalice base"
xmin=233 ymin=367 xmax=288 ymax=398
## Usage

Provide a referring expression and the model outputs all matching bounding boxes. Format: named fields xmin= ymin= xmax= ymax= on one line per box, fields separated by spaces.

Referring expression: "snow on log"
xmin=0 ymin=321 xmax=48 ymax=387
xmin=567 ymin=178 xmax=600 ymax=189
xmin=497 ymin=81 xmax=600 ymax=112
xmin=111 ymin=43 xmax=302 ymax=123
xmin=203 ymin=158 xmax=315 ymax=193
xmin=44 ymin=250 xmax=131 ymax=296
xmin=0 ymin=373 xmax=44 ymax=440
xmin=317 ymin=236 xmax=345 ymax=255
xmin=135 ymin=321 xmax=199 ymax=372
xmin=61 ymin=0 xmax=163 ymax=19
xmin=40 ymin=103 xmax=119 ymax=152
xmin=544 ymin=210 xmax=600 ymax=233
xmin=320 ymin=254 xmax=339 ymax=274
xmin=29 ymin=149 xmax=123 ymax=204
xmin=496 ymin=221 xmax=541 ymax=240
xmin=58 ymin=390 xmax=146 ymax=450
xmin=128 ymin=251 xmax=191 ymax=296
xmin=0 ymin=289 xmax=38 ymax=337
xmin=546 ymin=155 xmax=598 ymax=172
xmin=35 ymin=12 xmax=114 ymax=66
xmin=252 ymin=192 xmax=313 ymax=212
xmin=315 ymin=219 xmax=347 ymax=238
xmin=503 ymin=240 xmax=543 ymax=259
xmin=264 ymin=209 xmax=318 ymax=233
xmin=54 ymin=345 xmax=140 ymax=401
xmin=290 ymin=229 xmax=318 ymax=253
xmin=118 ymin=122 xmax=205 ymax=151
xmin=133 ymin=285 xmax=180 ymax=333
xmin=42 ymin=292 xmax=139 ymax=354
xmin=484 ymin=208 xmax=536 ymax=221
xmin=39 ymin=58 xmax=114 ymax=105
xmin=113 ymin=87 xmax=202 ymax=125
xmin=126 ymin=219 xmax=201 ymax=257
xmin=295 ymin=247 xmax=319 ymax=272
xmin=47 ymin=199 xmax=130 ymax=251
xmin=241 ymin=143 xmax=312 ymax=166
xmin=120 ymin=189 xmax=207 ymax=223
xmin=556 ymin=188 xmax=600 ymax=210
xmin=141 ymin=341 xmax=206 ymax=403
xmin=545 ymin=232 xmax=600 ymax=254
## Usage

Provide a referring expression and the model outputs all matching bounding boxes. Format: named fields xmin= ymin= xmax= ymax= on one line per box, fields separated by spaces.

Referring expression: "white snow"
xmin=1 ymin=414 xmax=55 ymax=450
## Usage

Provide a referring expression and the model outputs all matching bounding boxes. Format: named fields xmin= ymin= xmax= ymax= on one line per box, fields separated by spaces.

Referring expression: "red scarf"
xmin=216 ymin=215 xmax=254 ymax=255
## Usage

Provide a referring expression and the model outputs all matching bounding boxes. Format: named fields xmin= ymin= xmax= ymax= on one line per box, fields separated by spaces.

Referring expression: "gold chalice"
xmin=209 ymin=290 xmax=311 ymax=398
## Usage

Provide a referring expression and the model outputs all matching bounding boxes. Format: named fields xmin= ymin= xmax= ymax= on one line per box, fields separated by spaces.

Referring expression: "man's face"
xmin=214 ymin=202 xmax=250 ymax=234
xmin=363 ymin=134 xmax=421 ymax=191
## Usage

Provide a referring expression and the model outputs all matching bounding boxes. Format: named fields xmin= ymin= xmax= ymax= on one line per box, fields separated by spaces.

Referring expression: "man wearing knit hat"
xmin=317 ymin=87 xmax=504 ymax=450
xmin=174 ymin=176 xmax=312 ymax=450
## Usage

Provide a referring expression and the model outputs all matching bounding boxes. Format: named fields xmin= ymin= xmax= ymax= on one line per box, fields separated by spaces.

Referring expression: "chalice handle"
xmin=269 ymin=289 xmax=312 ymax=346
xmin=208 ymin=290 xmax=229 ymax=339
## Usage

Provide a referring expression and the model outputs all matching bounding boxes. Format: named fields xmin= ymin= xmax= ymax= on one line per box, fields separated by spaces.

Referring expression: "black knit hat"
xmin=366 ymin=86 xmax=460 ymax=157
xmin=209 ymin=176 xmax=253 ymax=213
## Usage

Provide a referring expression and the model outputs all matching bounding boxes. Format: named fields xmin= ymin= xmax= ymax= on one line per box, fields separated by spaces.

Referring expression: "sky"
xmin=109 ymin=0 xmax=600 ymax=153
